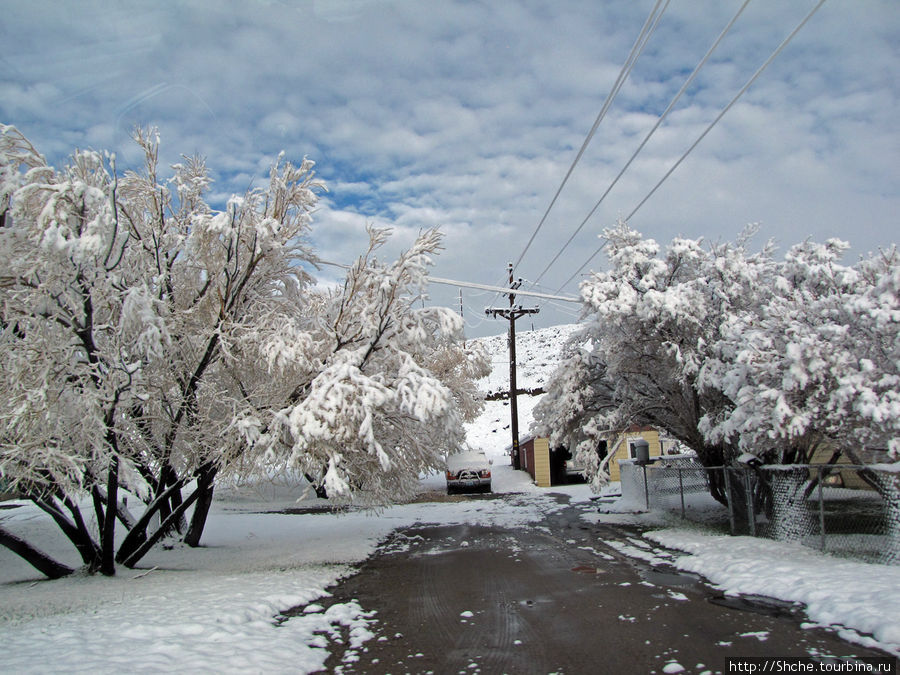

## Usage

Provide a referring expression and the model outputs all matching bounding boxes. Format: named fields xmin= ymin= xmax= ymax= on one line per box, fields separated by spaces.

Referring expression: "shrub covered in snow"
xmin=535 ymin=221 xmax=899 ymax=501
xmin=700 ymin=238 xmax=900 ymax=463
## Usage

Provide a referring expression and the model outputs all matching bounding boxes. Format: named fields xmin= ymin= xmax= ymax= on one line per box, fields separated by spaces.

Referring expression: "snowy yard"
xmin=0 ymin=466 xmax=552 ymax=673
xmin=3 ymin=463 xmax=899 ymax=672
xmin=2 ymin=0 xmax=898 ymax=665
xmin=3 ymin=324 xmax=898 ymax=671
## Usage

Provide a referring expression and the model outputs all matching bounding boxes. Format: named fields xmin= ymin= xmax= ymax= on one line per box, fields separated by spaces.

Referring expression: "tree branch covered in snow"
xmin=536 ymin=222 xmax=898 ymax=502
xmin=231 ymin=226 xmax=489 ymax=505
xmin=699 ymin=239 xmax=900 ymax=462
xmin=536 ymin=222 xmax=773 ymax=498
xmin=0 ymin=125 xmax=486 ymax=577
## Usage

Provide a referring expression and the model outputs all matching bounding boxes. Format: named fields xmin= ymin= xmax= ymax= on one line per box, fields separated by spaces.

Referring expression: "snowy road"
xmin=2 ymin=474 xmax=898 ymax=673
xmin=322 ymin=495 xmax=894 ymax=674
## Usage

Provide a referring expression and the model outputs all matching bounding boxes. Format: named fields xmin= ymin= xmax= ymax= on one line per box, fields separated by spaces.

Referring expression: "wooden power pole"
xmin=486 ymin=263 xmax=539 ymax=470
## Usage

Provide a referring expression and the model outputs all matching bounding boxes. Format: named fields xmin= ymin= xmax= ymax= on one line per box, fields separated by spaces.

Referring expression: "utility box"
xmin=633 ymin=439 xmax=651 ymax=465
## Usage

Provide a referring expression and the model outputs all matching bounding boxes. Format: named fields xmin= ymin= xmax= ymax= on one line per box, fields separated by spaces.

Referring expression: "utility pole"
xmin=486 ymin=263 xmax=539 ymax=471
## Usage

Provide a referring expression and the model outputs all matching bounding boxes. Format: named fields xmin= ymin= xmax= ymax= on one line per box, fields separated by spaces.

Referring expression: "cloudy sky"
xmin=2 ymin=0 xmax=897 ymax=336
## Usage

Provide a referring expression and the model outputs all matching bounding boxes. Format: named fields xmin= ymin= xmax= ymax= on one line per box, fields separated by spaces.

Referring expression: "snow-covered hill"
xmin=465 ymin=323 xmax=580 ymax=461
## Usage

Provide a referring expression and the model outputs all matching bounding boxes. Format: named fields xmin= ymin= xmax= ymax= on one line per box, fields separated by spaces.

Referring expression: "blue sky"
xmin=1 ymin=0 xmax=897 ymax=336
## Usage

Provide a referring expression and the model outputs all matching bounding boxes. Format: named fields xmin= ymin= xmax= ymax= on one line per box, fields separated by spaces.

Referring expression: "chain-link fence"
xmin=619 ymin=458 xmax=899 ymax=565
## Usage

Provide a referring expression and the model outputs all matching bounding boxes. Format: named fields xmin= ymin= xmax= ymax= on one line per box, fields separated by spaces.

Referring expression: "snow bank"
xmin=646 ymin=528 xmax=900 ymax=654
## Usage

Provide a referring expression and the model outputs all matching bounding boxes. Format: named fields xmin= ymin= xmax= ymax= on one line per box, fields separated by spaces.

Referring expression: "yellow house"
xmin=604 ymin=426 xmax=668 ymax=482
xmin=807 ymin=443 xmax=888 ymax=491
xmin=520 ymin=427 xmax=675 ymax=487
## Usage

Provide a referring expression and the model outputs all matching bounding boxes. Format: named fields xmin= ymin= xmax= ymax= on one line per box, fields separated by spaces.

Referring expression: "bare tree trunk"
xmin=94 ymin=486 xmax=137 ymax=530
xmin=0 ymin=525 xmax=74 ymax=579
xmin=164 ymin=464 xmax=188 ymax=534
xmin=30 ymin=495 xmax=101 ymax=570
xmin=121 ymin=488 xmax=201 ymax=568
xmin=696 ymin=444 xmax=730 ymax=506
xmin=115 ymin=478 xmax=186 ymax=564
xmin=305 ymin=473 xmax=328 ymax=499
xmin=183 ymin=463 xmax=217 ymax=547
xmin=63 ymin=495 xmax=101 ymax=571
xmin=100 ymin=455 xmax=119 ymax=576
xmin=91 ymin=485 xmax=106 ymax=535
xmin=154 ymin=466 xmax=175 ymax=530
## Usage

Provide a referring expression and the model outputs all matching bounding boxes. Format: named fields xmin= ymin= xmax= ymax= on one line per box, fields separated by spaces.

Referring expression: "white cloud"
xmin=1 ymin=0 xmax=897 ymax=336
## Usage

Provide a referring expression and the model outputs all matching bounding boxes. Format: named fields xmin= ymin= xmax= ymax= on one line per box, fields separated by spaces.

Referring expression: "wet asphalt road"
xmin=321 ymin=494 xmax=894 ymax=675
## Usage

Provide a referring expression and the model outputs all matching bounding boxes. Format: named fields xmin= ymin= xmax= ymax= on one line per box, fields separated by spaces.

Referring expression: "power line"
xmin=509 ymin=0 xmax=670 ymax=279
xmin=316 ymin=259 xmax=580 ymax=303
xmin=531 ymin=0 xmax=753 ymax=289
xmin=487 ymin=0 xmax=667 ymax=312
xmin=555 ymin=0 xmax=828 ymax=294
xmin=428 ymin=276 xmax=579 ymax=303
xmin=518 ymin=278 xmax=586 ymax=314
xmin=539 ymin=298 xmax=583 ymax=318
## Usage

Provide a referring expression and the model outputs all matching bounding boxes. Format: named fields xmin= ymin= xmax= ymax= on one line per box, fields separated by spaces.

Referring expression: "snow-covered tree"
xmin=531 ymin=334 xmax=616 ymax=492
xmin=537 ymin=222 xmax=898 ymax=507
xmin=699 ymin=239 xmax=900 ymax=464
xmin=534 ymin=222 xmax=774 ymax=503
xmin=228 ymin=225 xmax=489 ymax=507
xmin=0 ymin=125 xmax=484 ymax=577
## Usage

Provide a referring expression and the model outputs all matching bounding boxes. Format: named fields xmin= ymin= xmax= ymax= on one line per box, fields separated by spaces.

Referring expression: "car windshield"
xmin=447 ymin=452 xmax=489 ymax=472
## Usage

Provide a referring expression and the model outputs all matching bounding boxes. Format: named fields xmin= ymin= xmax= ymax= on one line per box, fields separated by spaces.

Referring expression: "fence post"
xmin=723 ymin=467 xmax=736 ymax=535
xmin=642 ymin=464 xmax=650 ymax=511
xmin=744 ymin=469 xmax=756 ymax=537
xmin=817 ymin=466 xmax=826 ymax=552
xmin=679 ymin=468 xmax=685 ymax=519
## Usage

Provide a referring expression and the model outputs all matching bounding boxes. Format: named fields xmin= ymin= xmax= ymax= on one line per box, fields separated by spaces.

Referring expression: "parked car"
xmin=446 ymin=450 xmax=492 ymax=494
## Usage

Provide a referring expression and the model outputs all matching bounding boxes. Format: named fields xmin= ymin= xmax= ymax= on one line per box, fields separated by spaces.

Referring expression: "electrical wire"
xmin=484 ymin=0 xmax=669 ymax=312
xmin=429 ymin=276 xmax=578 ymax=302
xmin=509 ymin=0 xmax=669 ymax=280
xmin=519 ymin=278 xmax=585 ymax=318
xmin=554 ymin=0 xmax=828 ymax=294
xmin=531 ymin=0 xmax=753 ymax=289
xmin=541 ymin=298 xmax=583 ymax=318
xmin=315 ymin=259 xmax=577 ymax=302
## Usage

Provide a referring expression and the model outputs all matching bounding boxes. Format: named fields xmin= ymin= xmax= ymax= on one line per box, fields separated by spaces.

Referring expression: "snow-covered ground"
xmin=0 ymin=466 xmax=560 ymax=673
xmin=646 ymin=528 xmax=900 ymax=652
xmin=2 ymin=323 xmax=899 ymax=671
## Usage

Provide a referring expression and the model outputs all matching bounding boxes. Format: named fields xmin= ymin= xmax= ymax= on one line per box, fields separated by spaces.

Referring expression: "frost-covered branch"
xmin=538 ymin=223 xmax=898 ymax=504
xmin=1 ymin=125 xmax=486 ymax=577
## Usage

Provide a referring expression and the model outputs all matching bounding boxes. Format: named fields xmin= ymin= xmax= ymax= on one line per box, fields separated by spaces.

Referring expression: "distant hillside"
xmin=465 ymin=324 xmax=580 ymax=460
